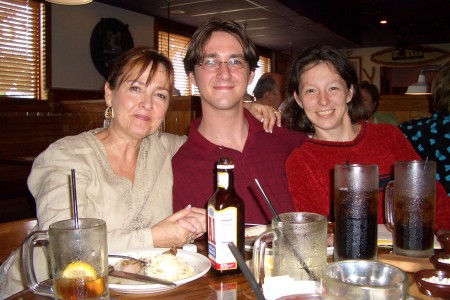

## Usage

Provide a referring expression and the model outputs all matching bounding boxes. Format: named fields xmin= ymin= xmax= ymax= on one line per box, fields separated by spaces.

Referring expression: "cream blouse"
xmin=0 ymin=129 xmax=186 ymax=297
xmin=29 ymin=129 xmax=186 ymax=251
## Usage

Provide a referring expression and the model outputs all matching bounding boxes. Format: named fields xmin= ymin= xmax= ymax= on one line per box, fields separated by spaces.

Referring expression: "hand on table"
xmin=151 ymin=205 xmax=206 ymax=247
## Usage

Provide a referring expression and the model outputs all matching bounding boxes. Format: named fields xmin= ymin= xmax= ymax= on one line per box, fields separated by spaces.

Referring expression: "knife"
xmin=108 ymin=265 xmax=177 ymax=286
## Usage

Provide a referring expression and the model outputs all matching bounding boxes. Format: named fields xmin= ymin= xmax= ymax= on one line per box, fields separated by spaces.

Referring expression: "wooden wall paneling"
xmin=378 ymin=95 xmax=432 ymax=123
xmin=273 ymin=52 xmax=292 ymax=75
xmin=163 ymin=96 xmax=202 ymax=136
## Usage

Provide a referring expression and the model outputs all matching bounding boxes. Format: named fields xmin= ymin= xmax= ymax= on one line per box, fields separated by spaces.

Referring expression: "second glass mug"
xmin=385 ymin=160 xmax=436 ymax=257
xmin=253 ymin=212 xmax=328 ymax=283
xmin=22 ymin=218 xmax=109 ymax=300
xmin=333 ymin=164 xmax=379 ymax=261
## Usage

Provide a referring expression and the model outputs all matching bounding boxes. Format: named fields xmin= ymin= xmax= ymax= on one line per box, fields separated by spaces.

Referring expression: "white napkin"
xmin=262 ymin=276 xmax=321 ymax=300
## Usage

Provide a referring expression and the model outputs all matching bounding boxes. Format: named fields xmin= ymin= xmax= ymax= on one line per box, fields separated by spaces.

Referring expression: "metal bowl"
xmin=323 ymin=260 xmax=408 ymax=299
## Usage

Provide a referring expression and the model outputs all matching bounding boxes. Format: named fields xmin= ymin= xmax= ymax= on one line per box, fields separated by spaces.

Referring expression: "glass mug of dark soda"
xmin=334 ymin=164 xmax=379 ymax=261
xmin=385 ymin=160 xmax=436 ymax=257
xmin=22 ymin=218 xmax=109 ymax=299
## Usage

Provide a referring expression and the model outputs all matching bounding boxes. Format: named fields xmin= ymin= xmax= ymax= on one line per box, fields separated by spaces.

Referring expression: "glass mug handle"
xmin=21 ymin=230 xmax=53 ymax=297
xmin=253 ymin=230 xmax=274 ymax=285
xmin=384 ymin=180 xmax=395 ymax=232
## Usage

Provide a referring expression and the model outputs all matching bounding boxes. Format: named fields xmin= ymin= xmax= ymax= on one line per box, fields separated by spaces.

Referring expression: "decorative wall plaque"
xmin=371 ymin=46 xmax=448 ymax=67
xmin=90 ymin=18 xmax=134 ymax=78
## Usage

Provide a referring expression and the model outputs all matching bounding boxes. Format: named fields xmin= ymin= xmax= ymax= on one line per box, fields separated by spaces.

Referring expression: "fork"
xmin=108 ymin=254 xmax=150 ymax=267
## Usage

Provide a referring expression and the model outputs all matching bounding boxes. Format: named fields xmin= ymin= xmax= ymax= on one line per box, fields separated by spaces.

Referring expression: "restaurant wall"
xmin=343 ymin=43 xmax=450 ymax=94
xmin=51 ymin=2 xmax=154 ymax=90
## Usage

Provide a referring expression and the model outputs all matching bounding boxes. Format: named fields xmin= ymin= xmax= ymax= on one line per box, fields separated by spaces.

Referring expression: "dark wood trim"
xmin=49 ymin=88 xmax=104 ymax=102
xmin=170 ymin=96 xmax=201 ymax=112
xmin=378 ymin=95 xmax=432 ymax=112
xmin=59 ymin=99 xmax=105 ymax=113
xmin=0 ymin=99 xmax=53 ymax=112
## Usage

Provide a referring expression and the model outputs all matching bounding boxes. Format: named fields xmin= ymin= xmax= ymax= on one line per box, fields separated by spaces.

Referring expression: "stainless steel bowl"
xmin=323 ymin=260 xmax=408 ymax=299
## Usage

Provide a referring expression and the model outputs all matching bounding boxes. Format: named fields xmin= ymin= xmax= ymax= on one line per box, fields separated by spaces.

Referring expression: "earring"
xmin=157 ymin=126 xmax=163 ymax=138
xmin=103 ymin=106 xmax=114 ymax=128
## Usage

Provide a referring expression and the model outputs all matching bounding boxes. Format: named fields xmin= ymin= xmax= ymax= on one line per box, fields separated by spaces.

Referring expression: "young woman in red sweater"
xmin=282 ymin=45 xmax=450 ymax=230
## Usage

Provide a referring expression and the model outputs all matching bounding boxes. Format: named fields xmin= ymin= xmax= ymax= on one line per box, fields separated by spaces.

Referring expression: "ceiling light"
xmin=170 ymin=10 xmax=185 ymax=15
xmin=379 ymin=19 xmax=388 ymax=25
xmin=46 ymin=0 xmax=92 ymax=4
xmin=405 ymin=71 xmax=429 ymax=95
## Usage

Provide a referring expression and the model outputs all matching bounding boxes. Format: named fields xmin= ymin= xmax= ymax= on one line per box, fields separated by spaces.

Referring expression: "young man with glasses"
xmin=172 ymin=18 xmax=306 ymax=224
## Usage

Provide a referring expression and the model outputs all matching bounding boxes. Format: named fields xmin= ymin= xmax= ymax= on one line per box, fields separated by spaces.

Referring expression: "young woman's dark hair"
xmin=183 ymin=18 xmax=259 ymax=75
xmin=283 ymin=45 xmax=367 ymax=133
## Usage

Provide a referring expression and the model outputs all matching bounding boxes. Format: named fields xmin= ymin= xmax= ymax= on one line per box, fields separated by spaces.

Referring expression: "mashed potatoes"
xmin=144 ymin=253 xmax=195 ymax=281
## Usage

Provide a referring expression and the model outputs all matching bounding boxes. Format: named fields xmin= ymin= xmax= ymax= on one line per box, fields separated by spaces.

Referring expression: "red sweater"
xmin=286 ymin=122 xmax=450 ymax=230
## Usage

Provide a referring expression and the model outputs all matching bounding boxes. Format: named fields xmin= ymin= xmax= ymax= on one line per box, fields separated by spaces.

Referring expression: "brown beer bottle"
xmin=207 ymin=157 xmax=245 ymax=276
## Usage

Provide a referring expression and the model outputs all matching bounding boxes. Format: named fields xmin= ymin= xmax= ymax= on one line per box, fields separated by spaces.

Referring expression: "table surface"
xmin=6 ymin=240 xmax=437 ymax=300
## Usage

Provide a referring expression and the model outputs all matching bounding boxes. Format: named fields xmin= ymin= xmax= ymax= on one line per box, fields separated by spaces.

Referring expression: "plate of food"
xmin=108 ymin=248 xmax=211 ymax=294
xmin=245 ymin=224 xmax=334 ymax=256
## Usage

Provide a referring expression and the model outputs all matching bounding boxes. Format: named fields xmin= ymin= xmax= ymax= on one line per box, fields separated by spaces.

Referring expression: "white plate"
xmin=245 ymin=225 xmax=334 ymax=256
xmin=108 ymin=248 xmax=211 ymax=294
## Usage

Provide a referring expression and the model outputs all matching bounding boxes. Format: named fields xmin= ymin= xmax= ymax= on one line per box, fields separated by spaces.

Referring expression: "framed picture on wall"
xmin=349 ymin=57 xmax=362 ymax=81
xmin=90 ymin=18 xmax=134 ymax=79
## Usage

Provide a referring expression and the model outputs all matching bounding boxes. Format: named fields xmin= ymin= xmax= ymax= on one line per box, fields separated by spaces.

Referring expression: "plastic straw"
xmin=71 ymin=169 xmax=79 ymax=229
xmin=227 ymin=242 xmax=265 ymax=300
xmin=254 ymin=179 xmax=281 ymax=222
xmin=254 ymin=178 xmax=318 ymax=281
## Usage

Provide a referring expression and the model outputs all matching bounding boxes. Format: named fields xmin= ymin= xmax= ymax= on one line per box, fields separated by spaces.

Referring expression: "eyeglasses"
xmin=198 ymin=57 xmax=247 ymax=71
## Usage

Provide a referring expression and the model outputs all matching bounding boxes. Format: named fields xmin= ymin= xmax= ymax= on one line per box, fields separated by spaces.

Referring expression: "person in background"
xmin=253 ymin=72 xmax=286 ymax=110
xmin=399 ymin=63 xmax=450 ymax=195
xmin=0 ymin=46 xmax=283 ymax=297
xmin=282 ymin=45 xmax=450 ymax=229
xmin=359 ymin=80 xmax=399 ymax=125
xmin=172 ymin=18 xmax=306 ymax=225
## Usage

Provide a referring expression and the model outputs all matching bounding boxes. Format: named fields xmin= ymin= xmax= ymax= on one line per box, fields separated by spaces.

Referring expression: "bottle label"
xmin=207 ymin=205 xmax=238 ymax=271
xmin=217 ymin=171 xmax=229 ymax=189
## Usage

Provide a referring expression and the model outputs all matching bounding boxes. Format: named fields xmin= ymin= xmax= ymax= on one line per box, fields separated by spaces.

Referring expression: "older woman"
xmin=282 ymin=45 xmax=450 ymax=229
xmin=0 ymin=47 xmax=278 ymax=297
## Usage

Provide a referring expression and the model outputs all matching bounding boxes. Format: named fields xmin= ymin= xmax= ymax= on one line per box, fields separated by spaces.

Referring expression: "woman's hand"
xmin=244 ymin=102 xmax=282 ymax=133
xmin=151 ymin=205 xmax=206 ymax=247
xmin=177 ymin=206 xmax=206 ymax=240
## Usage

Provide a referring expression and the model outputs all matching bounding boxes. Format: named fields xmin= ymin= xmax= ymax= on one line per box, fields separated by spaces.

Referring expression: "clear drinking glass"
xmin=253 ymin=212 xmax=327 ymax=283
xmin=22 ymin=218 xmax=109 ymax=300
xmin=385 ymin=160 xmax=436 ymax=257
xmin=334 ymin=164 xmax=379 ymax=261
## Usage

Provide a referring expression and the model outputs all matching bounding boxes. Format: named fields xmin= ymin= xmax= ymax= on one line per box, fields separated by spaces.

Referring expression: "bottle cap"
xmin=182 ymin=243 xmax=197 ymax=253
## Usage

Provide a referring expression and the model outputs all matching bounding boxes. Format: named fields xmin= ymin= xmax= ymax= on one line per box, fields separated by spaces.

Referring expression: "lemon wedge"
xmin=264 ymin=255 xmax=274 ymax=270
xmin=62 ymin=261 xmax=97 ymax=280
